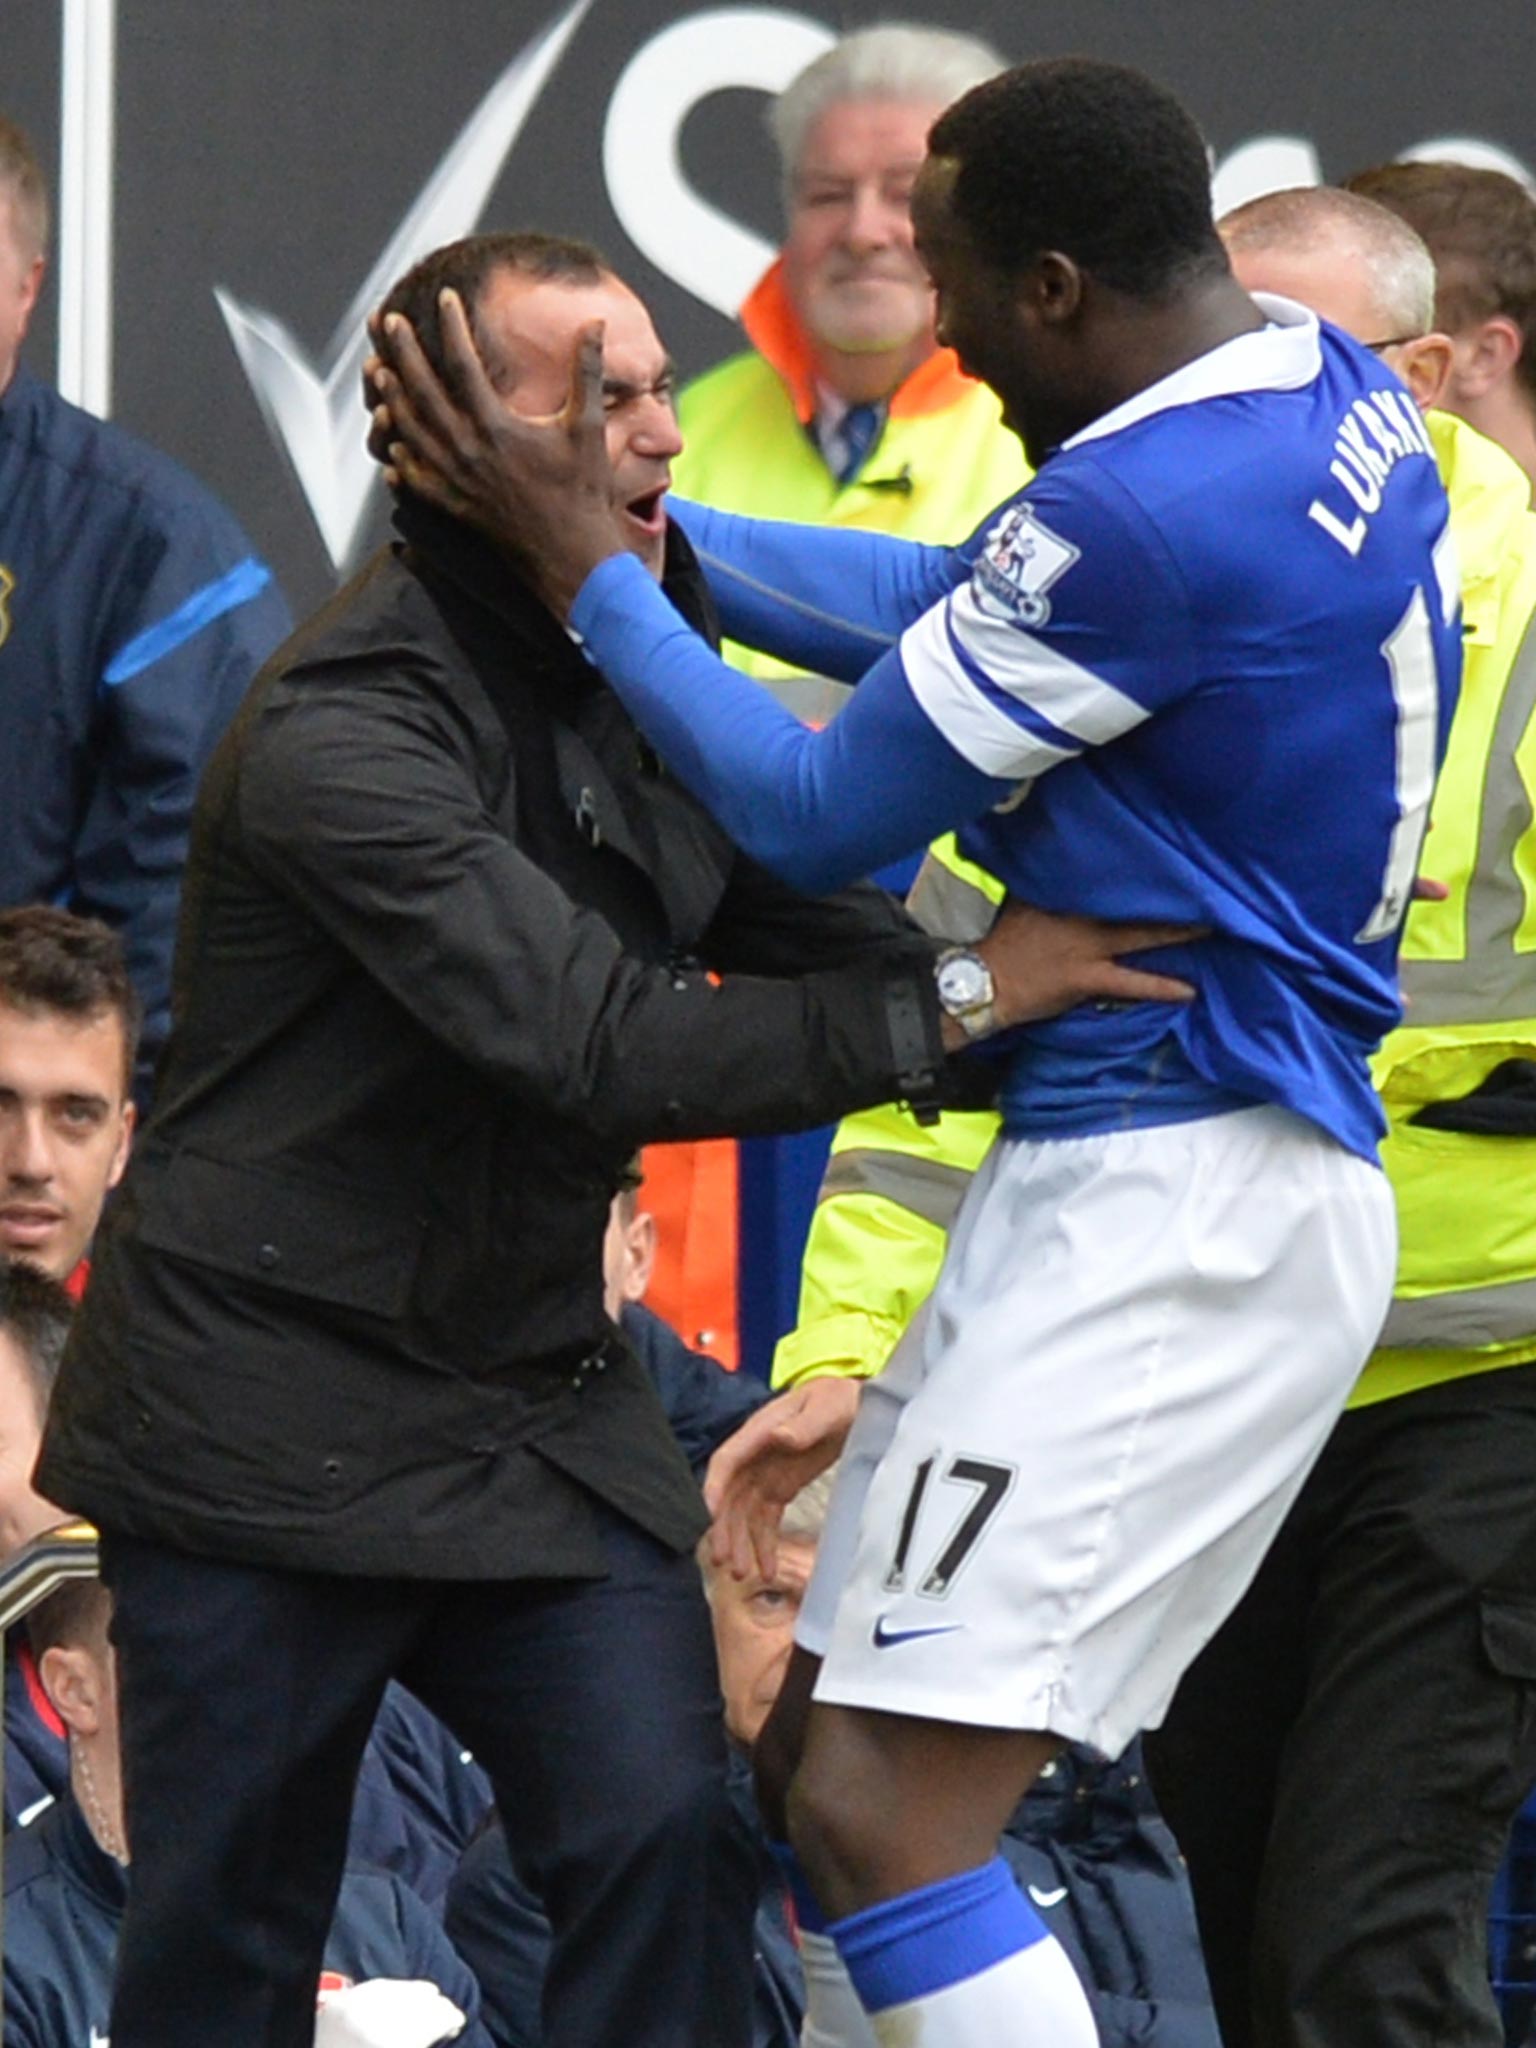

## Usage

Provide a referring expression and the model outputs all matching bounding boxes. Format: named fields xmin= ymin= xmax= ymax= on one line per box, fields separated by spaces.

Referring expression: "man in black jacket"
xmin=36 ymin=231 xmax=1194 ymax=2048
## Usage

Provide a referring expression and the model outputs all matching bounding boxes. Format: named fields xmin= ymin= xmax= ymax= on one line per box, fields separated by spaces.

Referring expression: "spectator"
xmin=0 ymin=115 xmax=291 ymax=1097
xmin=4 ymin=1576 xmax=491 ymax=2048
xmin=1142 ymin=183 xmax=1536 ymax=2048
xmin=0 ymin=913 xmax=492 ymax=1889
xmin=0 ymin=906 xmax=138 ymax=1289
xmin=452 ymin=1447 xmax=1216 ymax=2048
xmin=652 ymin=24 xmax=1023 ymax=1367
xmin=1346 ymin=159 xmax=1536 ymax=494
xmin=0 ymin=1260 xmax=490 ymax=1904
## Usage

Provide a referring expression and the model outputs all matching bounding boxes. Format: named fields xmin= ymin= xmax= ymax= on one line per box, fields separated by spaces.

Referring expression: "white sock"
xmin=799 ymin=1927 xmax=882 ymax=2048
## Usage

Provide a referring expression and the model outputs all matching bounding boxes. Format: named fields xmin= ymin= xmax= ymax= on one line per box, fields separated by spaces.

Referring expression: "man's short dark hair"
xmin=929 ymin=58 xmax=1226 ymax=299
xmin=379 ymin=231 xmax=611 ymax=396
xmin=0 ymin=906 xmax=141 ymax=1093
xmin=0 ymin=1259 xmax=72 ymax=1423
xmin=1345 ymin=161 xmax=1536 ymax=401
xmin=28 ymin=1573 xmax=110 ymax=1666
xmin=0 ymin=115 xmax=49 ymax=259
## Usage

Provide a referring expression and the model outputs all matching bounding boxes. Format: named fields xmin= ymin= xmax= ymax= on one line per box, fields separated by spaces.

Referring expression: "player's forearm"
xmin=669 ymin=499 xmax=963 ymax=681
xmin=573 ymin=555 xmax=1012 ymax=894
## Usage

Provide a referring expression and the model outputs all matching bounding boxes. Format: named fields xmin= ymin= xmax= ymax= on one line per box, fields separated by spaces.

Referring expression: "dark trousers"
xmin=1146 ymin=1363 xmax=1536 ymax=2048
xmin=100 ymin=1512 xmax=756 ymax=2048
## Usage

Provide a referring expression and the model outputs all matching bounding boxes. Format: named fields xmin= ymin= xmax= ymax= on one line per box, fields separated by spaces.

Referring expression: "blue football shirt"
xmin=572 ymin=299 xmax=1462 ymax=1160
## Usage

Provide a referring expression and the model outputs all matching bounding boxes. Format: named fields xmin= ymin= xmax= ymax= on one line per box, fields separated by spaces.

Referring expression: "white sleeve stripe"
xmin=948 ymin=582 xmax=1153 ymax=747
xmin=900 ymin=603 xmax=1079 ymax=780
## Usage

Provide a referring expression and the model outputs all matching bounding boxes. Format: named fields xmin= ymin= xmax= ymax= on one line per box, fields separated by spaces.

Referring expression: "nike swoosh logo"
xmin=215 ymin=0 xmax=591 ymax=571
xmin=1028 ymin=1885 xmax=1068 ymax=1909
xmin=871 ymin=1617 xmax=964 ymax=1650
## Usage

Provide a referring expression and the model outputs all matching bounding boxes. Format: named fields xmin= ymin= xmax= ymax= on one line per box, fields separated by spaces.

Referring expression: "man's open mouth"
xmin=625 ymin=488 xmax=667 ymax=529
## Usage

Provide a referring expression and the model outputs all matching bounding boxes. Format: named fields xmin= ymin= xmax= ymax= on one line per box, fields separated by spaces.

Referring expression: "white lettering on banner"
xmin=603 ymin=8 xmax=834 ymax=317
xmin=186 ymin=0 xmax=1534 ymax=579
xmin=212 ymin=0 xmax=593 ymax=572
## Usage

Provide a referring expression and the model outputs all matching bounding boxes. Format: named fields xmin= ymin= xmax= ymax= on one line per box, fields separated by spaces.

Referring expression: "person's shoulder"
xmin=8 ymin=369 xmax=253 ymax=541
xmin=678 ymin=347 xmax=781 ymax=417
xmin=2 ymin=1806 xmax=64 ymax=1902
xmin=675 ymin=349 xmax=797 ymax=471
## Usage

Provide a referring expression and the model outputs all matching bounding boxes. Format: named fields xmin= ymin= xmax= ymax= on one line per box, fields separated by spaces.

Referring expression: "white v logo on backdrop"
xmin=214 ymin=0 xmax=591 ymax=572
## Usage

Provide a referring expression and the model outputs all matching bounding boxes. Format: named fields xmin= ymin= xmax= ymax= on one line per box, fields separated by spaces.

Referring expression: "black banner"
xmin=8 ymin=1 xmax=1536 ymax=613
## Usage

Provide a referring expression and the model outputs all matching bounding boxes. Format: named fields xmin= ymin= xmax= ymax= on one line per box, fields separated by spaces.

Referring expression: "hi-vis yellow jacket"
xmin=674 ymin=257 xmax=1026 ymax=718
xmin=773 ymin=412 xmax=1536 ymax=1411
xmin=647 ymin=260 xmax=1024 ymax=1368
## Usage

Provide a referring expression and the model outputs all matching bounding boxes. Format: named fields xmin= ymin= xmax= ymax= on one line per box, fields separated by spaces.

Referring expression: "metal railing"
xmin=0 ymin=1518 xmax=100 ymax=1952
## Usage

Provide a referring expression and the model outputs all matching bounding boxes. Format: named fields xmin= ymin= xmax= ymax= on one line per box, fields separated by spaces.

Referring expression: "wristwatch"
xmin=934 ymin=946 xmax=997 ymax=1040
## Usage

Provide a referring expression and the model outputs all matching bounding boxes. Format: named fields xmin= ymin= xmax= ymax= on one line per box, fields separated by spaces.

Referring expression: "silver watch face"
xmin=936 ymin=952 xmax=992 ymax=1014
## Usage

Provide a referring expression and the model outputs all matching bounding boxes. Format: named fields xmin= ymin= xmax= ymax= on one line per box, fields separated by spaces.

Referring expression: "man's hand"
xmin=370 ymin=292 xmax=622 ymax=615
xmin=705 ymin=1377 xmax=862 ymax=1583
xmin=955 ymin=902 xmax=1201 ymax=1048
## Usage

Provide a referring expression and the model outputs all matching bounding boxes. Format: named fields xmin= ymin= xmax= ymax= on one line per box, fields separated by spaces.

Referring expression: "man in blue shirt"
xmin=376 ymin=58 xmax=1460 ymax=2048
xmin=0 ymin=117 xmax=290 ymax=1096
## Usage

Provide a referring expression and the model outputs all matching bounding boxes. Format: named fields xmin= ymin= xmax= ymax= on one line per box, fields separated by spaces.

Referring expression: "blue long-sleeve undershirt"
xmin=571 ymin=550 xmax=1014 ymax=896
xmin=666 ymin=498 xmax=968 ymax=683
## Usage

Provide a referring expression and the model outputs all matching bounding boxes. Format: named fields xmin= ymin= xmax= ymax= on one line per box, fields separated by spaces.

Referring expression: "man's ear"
xmin=620 ymin=1208 xmax=658 ymax=1306
xmin=39 ymin=1644 xmax=103 ymax=1739
xmin=1447 ymin=313 xmax=1524 ymax=402
xmin=1033 ymin=251 xmax=1085 ymax=326
xmin=1394 ymin=332 xmax=1455 ymax=413
xmin=15 ymin=252 xmax=43 ymax=350
xmin=107 ymin=1097 xmax=137 ymax=1192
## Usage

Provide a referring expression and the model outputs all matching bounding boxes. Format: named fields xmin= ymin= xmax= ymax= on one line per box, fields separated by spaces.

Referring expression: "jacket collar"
xmin=1063 ymin=293 xmax=1323 ymax=453
xmin=739 ymin=256 xmax=984 ymax=424
xmin=391 ymin=493 xmax=715 ymax=655
xmin=52 ymin=1790 xmax=129 ymax=1913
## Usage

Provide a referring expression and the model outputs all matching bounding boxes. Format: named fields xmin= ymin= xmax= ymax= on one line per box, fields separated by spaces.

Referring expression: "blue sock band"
xmin=768 ymin=1838 xmax=828 ymax=1934
xmin=830 ymin=1857 xmax=1046 ymax=2014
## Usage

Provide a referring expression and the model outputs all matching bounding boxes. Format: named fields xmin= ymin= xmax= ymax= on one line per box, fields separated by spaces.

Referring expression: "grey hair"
xmin=779 ymin=1463 xmax=838 ymax=1547
xmin=770 ymin=23 xmax=1004 ymax=200
xmin=1219 ymin=185 xmax=1437 ymax=336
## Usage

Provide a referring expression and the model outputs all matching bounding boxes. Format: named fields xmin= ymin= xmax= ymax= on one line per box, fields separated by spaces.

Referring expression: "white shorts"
xmin=798 ymin=1106 xmax=1396 ymax=1758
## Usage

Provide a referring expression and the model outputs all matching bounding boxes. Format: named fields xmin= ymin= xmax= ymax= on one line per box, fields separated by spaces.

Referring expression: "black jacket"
xmin=39 ymin=516 xmax=948 ymax=1578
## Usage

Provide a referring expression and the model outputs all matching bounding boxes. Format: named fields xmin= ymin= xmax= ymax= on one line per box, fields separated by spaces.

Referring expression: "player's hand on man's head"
xmin=705 ymin=1377 xmax=861 ymax=1583
xmin=977 ymin=901 xmax=1203 ymax=1030
xmin=371 ymin=289 xmax=623 ymax=615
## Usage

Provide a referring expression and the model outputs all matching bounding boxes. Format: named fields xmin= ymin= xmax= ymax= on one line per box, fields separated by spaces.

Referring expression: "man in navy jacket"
xmin=0 ymin=116 xmax=290 ymax=1096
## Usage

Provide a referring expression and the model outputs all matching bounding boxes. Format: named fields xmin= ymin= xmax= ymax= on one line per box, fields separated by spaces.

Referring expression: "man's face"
xmin=475 ymin=268 xmax=682 ymax=579
xmin=0 ymin=189 xmax=44 ymax=396
xmin=705 ymin=1536 xmax=816 ymax=1748
xmin=0 ymin=1331 xmax=61 ymax=1560
xmin=783 ymin=97 xmax=945 ymax=368
xmin=0 ymin=1002 xmax=134 ymax=1280
xmin=911 ymin=156 xmax=1035 ymax=439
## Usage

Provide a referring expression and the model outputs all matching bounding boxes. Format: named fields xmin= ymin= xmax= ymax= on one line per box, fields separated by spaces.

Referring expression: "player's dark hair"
xmin=379 ymin=230 xmax=612 ymax=396
xmin=929 ymin=58 xmax=1226 ymax=300
xmin=0 ymin=906 xmax=140 ymax=1094
xmin=1345 ymin=161 xmax=1536 ymax=400
xmin=0 ymin=115 xmax=49 ymax=257
xmin=0 ymin=1258 xmax=72 ymax=1423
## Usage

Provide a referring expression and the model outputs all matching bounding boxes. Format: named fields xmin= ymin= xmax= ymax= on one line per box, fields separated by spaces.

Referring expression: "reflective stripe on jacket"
xmin=1357 ymin=411 xmax=1536 ymax=1403
xmin=776 ymin=416 xmax=1536 ymax=1412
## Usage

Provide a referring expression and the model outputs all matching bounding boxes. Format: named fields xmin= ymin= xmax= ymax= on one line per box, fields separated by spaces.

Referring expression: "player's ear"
xmin=1393 ymin=332 xmax=1454 ymax=414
